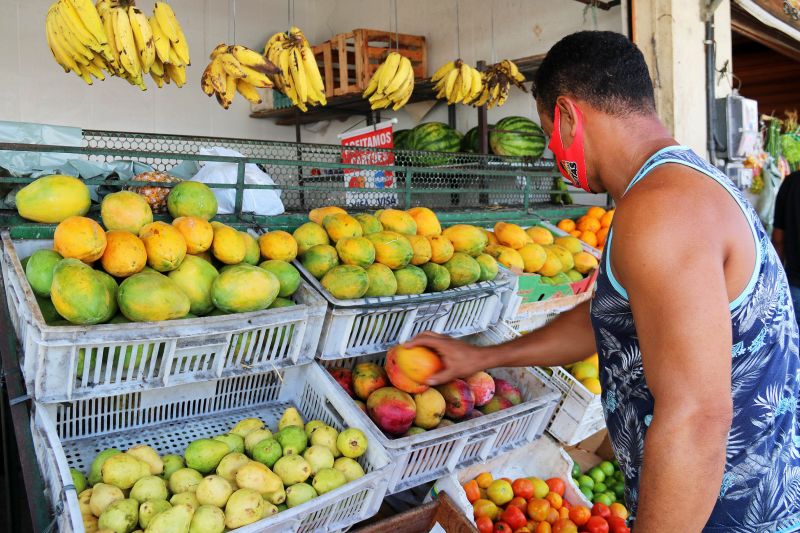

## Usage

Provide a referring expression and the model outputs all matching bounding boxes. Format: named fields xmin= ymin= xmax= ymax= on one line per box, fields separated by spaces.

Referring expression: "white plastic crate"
xmin=505 ymin=291 xmax=593 ymax=335
xmin=429 ymin=434 xmax=591 ymax=524
xmin=321 ymin=336 xmax=560 ymax=494
xmin=1 ymin=233 xmax=327 ymax=403
xmin=31 ymin=362 xmax=392 ymax=533
xmin=294 ymin=260 xmax=513 ymax=359
xmin=492 ymin=321 xmax=605 ymax=446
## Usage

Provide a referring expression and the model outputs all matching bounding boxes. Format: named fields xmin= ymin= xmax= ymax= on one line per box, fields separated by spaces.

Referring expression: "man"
xmin=773 ymin=170 xmax=800 ymax=325
xmin=408 ymin=32 xmax=800 ymax=532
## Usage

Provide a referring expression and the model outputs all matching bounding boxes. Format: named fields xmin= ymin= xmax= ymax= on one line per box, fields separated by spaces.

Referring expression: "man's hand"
xmin=404 ymin=332 xmax=488 ymax=385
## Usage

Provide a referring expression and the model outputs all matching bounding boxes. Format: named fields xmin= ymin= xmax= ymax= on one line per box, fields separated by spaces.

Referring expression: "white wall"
xmin=0 ymin=0 xmax=623 ymax=144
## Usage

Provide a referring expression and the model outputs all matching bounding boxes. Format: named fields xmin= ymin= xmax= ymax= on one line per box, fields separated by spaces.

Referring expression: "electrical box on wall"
xmin=725 ymin=162 xmax=753 ymax=190
xmin=715 ymin=93 xmax=759 ymax=161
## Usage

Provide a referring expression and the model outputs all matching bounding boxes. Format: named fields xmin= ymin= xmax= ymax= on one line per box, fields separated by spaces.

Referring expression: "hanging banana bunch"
xmin=201 ymin=44 xmax=280 ymax=109
xmin=44 ymin=0 xmax=190 ymax=90
xmin=431 ymin=59 xmax=483 ymax=105
xmin=264 ymin=27 xmax=326 ymax=112
xmin=469 ymin=59 xmax=526 ymax=109
xmin=362 ymin=51 xmax=415 ymax=111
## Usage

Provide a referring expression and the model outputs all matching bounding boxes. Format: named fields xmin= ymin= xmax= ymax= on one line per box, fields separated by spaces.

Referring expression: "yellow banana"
xmin=444 ymin=68 xmax=459 ymax=104
xmin=51 ymin=9 xmax=93 ymax=65
xmin=219 ymin=53 xmax=247 ymax=79
xmin=377 ymin=52 xmax=400 ymax=94
xmin=91 ymin=54 xmax=107 ymax=71
xmin=370 ymin=97 xmax=391 ymax=110
xmin=431 ymin=60 xmax=455 ymax=82
xmin=210 ymin=43 xmax=229 ymax=59
xmin=209 ymin=56 xmax=227 ymax=93
xmin=113 ymin=7 xmax=140 ymax=78
xmin=148 ymin=15 xmax=171 ymax=64
xmin=392 ymin=73 xmax=415 ymax=110
xmin=264 ymin=32 xmax=286 ymax=56
xmin=384 ymin=56 xmax=411 ymax=97
xmin=363 ymin=71 xmax=379 ymax=97
xmin=128 ymin=6 xmax=154 ymax=73
xmin=468 ymin=68 xmax=482 ymax=101
xmin=290 ymin=48 xmax=308 ymax=104
xmin=153 ymin=1 xmax=179 ymax=43
xmin=168 ymin=46 xmax=184 ymax=67
xmin=57 ymin=0 xmax=102 ymax=52
xmin=69 ymin=0 xmax=107 ymax=46
xmin=84 ymin=60 xmax=105 ymax=80
xmin=150 ymin=71 xmax=164 ymax=88
xmin=240 ymin=65 xmax=273 ymax=88
xmin=165 ymin=63 xmax=186 ymax=87
xmin=45 ymin=10 xmax=75 ymax=72
xmin=236 ymin=79 xmax=262 ymax=104
xmin=473 ymin=86 xmax=490 ymax=107
xmin=459 ymin=63 xmax=471 ymax=102
xmin=150 ymin=56 xmax=164 ymax=77
xmin=223 ymin=74 xmax=236 ymax=107
xmin=98 ymin=4 xmax=119 ymax=73
xmin=278 ymin=49 xmax=293 ymax=101
xmin=75 ymin=63 xmax=94 ymax=84
xmin=200 ymin=63 xmax=215 ymax=95
xmin=231 ymin=45 xmax=266 ymax=68
xmin=171 ymin=21 xmax=190 ymax=65
xmin=300 ymin=46 xmax=325 ymax=105
xmin=161 ymin=64 xmax=171 ymax=84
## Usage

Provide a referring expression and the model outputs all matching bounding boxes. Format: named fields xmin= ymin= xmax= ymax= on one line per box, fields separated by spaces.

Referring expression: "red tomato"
xmin=476 ymin=516 xmax=494 ymax=533
xmin=535 ymin=523 xmax=552 ymax=533
xmin=545 ymin=492 xmax=563 ymax=511
xmin=591 ymin=503 xmax=611 ymax=519
xmin=502 ymin=505 xmax=529 ymax=531
xmin=546 ymin=478 xmax=566 ymax=497
xmin=464 ymin=479 xmax=481 ymax=503
xmin=568 ymin=505 xmax=591 ymax=526
xmin=607 ymin=516 xmax=630 ymax=533
xmin=512 ymin=478 xmax=535 ymax=500
xmin=551 ymin=518 xmax=578 ymax=533
xmin=585 ymin=516 xmax=610 ymax=533
xmin=608 ymin=503 xmax=629 ymax=521
xmin=513 ymin=529 xmax=532 ymax=533
xmin=495 ymin=522 xmax=514 ymax=533
xmin=508 ymin=496 xmax=528 ymax=514
xmin=527 ymin=499 xmax=551 ymax=522
xmin=561 ymin=499 xmax=571 ymax=510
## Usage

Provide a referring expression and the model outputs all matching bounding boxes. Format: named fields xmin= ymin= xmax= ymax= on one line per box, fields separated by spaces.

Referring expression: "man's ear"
xmin=554 ymin=96 xmax=579 ymax=142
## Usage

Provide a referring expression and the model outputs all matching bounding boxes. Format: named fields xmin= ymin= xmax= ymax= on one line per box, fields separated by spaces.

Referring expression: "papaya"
xmin=100 ymin=191 xmax=153 ymax=234
xmin=494 ymin=222 xmax=531 ymax=250
xmin=546 ymin=244 xmax=574 ymax=273
xmin=336 ymin=237 xmax=375 ymax=268
xmin=270 ymin=297 xmax=295 ymax=308
xmin=118 ymin=271 xmax=191 ymax=322
xmin=354 ymin=214 xmax=383 ymax=235
xmin=554 ymin=236 xmax=583 ymax=255
xmin=25 ymin=249 xmax=63 ymax=296
xmin=50 ymin=259 xmax=112 ymax=325
xmin=100 ymin=231 xmax=147 ymax=278
xmin=94 ymin=271 xmax=119 ymax=323
xmin=377 ymin=209 xmax=417 ymax=235
xmin=393 ymin=265 xmax=427 ymax=295
xmin=167 ymin=181 xmax=218 ymax=220
xmin=538 ymin=250 xmax=563 ymax=277
xmin=309 ymin=206 xmax=347 ymax=225
xmin=517 ymin=243 xmax=547 ymax=273
xmin=441 ymin=225 xmax=488 ymax=257
xmin=240 ymin=232 xmax=260 ymax=265
xmin=406 ymin=235 xmax=432 ymax=266
xmin=484 ymin=229 xmax=499 ymax=246
xmin=258 ymin=231 xmax=298 ymax=262
xmin=427 ymin=235 xmax=454 ymax=264
xmin=258 ymin=260 xmax=301 ymax=297
xmin=485 ymin=244 xmax=524 ymax=270
xmin=16 ymin=175 xmax=90 ymax=223
xmin=301 ymin=244 xmax=339 ymax=279
xmin=476 ymin=254 xmax=499 ymax=281
xmin=212 ymin=264 xmax=280 ymax=313
xmin=172 ymin=216 xmax=214 ymax=254
xmin=35 ymin=295 xmax=61 ymax=324
xmin=366 ymin=231 xmax=413 ymax=270
xmin=53 ymin=216 xmax=107 ymax=263
xmin=211 ymin=224 xmax=246 ymax=265
xmin=421 ymin=263 xmax=450 ymax=292
xmin=321 ymin=265 xmax=369 ymax=300
xmin=323 ymin=214 xmax=362 ymax=242
xmin=364 ymin=263 xmax=397 ymax=297
xmin=573 ymin=251 xmax=599 ymax=274
xmin=526 ymin=226 xmax=554 ymax=246
xmin=292 ymin=222 xmax=329 ymax=256
xmin=168 ymin=255 xmax=220 ymax=315
xmin=406 ymin=207 xmax=441 ymax=236
xmin=139 ymin=221 xmax=188 ymax=272
xmin=443 ymin=253 xmax=481 ymax=288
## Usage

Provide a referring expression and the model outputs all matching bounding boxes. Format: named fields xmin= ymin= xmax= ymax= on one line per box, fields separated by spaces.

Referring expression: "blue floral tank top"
xmin=590 ymin=146 xmax=800 ymax=532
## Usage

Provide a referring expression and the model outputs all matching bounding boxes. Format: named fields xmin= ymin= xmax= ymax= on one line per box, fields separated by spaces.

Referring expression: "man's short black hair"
xmin=533 ymin=31 xmax=656 ymax=117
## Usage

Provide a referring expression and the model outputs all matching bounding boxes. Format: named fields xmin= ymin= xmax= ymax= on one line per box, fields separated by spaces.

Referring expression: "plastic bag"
xmin=192 ymin=147 xmax=284 ymax=216
xmin=757 ymin=155 xmax=783 ymax=233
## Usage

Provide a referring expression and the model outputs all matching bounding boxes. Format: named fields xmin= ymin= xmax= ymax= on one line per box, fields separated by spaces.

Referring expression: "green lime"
xmin=604 ymin=491 xmax=616 ymax=501
xmin=593 ymin=493 xmax=613 ymax=506
xmin=588 ymin=467 xmax=606 ymax=484
xmin=571 ymin=463 xmax=582 ymax=478
xmin=614 ymin=470 xmax=625 ymax=482
xmin=577 ymin=475 xmax=594 ymax=490
xmin=594 ymin=482 xmax=607 ymax=493
xmin=599 ymin=460 xmax=615 ymax=477
xmin=580 ymin=486 xmax=593 ymax=500
xmin=613 ymin=484 xmax=625 ymax=498
xmin=612 ymin=458 xmax=619 ymax=468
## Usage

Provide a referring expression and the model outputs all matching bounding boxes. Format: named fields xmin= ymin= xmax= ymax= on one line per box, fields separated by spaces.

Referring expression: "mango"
xmin=54 ymin=216 xmax=107 ymax=263
xmin=167 ymin=255 xmax=219 ymax=316
xmin=101 ymin=191 xmax=153 ymax=234
xmin=364 ymin=263 xmax=397 ymax=297
xmin=118 ymin=271 xmax=190 ymax=322
xmin=16 ymin=175 xmax=90 ymax=223
xmin=50 ymin=259 xmax=112 ymax=325
xmin=139 ymin=221 xmax=187 ymax=272
xmin=406 ymin=207 xmax=441 ymax=236
xmin=292 ymin=222 xmax=329 ymax=255
xmin=258 ymin=230 xmax=298 ymax=262
xmin=442 ymin=225 xmax=488 ymax=257
xmin=366 ymin=231 xmax=413 ymax=270
xmin=172 ymin=216 xmax=214 ymax=254
xmin=321 ymin=265 xmax=369 ymax=299
xmin=212 ymin=264 xmax=280 ymax=312
xmin=301 ymin=244 xmax=339 ymax=279
xmin=443 ymin=252 xmax=481 ymax=287
xmin=167 ymin=181 xmax=218 ymax=220
xmin=336 ymin=237 xmax=375 ymax=268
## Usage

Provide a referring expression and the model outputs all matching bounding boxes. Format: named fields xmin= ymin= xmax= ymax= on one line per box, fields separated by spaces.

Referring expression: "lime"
xmin=577 ymin=475 xmax=594 ymax=489
xmin=615 ymin=470 xmax=625 ymax=482
xmin=588 ymin=467 xmax=606 ymax=484
xmin=604 ymin=491 xmax=616 ymax=501
xmin=613 ymin=484 xmax=625 ymax=498
xmin=612 ymin=458 xmax=619 ymax=468
xmin=594 ymin=482 xmax=607 ymax=493
xmin=571 ymin=463 xmax=582 ymax=478
xmin=580 ymin=486 xmax=593 ymax=500
xmin=593 ymin=492 xmax=613 ymax=506
xmin=599 ymin=461 xmax=615 ymax=477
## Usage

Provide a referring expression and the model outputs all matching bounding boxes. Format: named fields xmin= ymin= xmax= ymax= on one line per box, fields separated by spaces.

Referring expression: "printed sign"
xmin=339 ymin=120 xmax=398 ymax=208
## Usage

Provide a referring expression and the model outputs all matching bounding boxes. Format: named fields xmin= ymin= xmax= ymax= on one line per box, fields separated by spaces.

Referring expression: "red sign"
xmin=340 ymin=121 xmax=397 ymax=207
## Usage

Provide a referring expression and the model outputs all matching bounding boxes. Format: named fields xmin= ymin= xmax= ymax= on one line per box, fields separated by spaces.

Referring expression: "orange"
xmin=579 ymin=231 xmax=598 ymax=248
xmin=569 ymin=230 xmax=582 ymax=238
xmin=600 ymin=209 xmax=614 ymax=228
xmin=463 ymin=479 xmax=481 ymax=503
xmin=476 ymin=472 xmax=494 ymax=489
xmin=556 ymin=219 xmax=576 ymax=233
xmin=546 ymin=478 xmax=566 ymax=497
xmin=586 ymin=206 xmax=607 ymax=220
xmin=596 ymin=226 xmax=609 ymax=247
xmin=545 ymin=492 xmax=563 ymax=510
xmin=576 ymin=216 xmax=601 ymax=233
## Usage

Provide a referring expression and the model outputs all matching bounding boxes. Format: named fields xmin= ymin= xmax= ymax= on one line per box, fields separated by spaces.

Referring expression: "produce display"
xmin=328 ymin=345 xmax=523 ymax=437
xmin=471 ymin=60 xmax=527 ymax=109
xmin=201 ymin=44 xmax=280 ymax=109
xmin=432 ymin=60 xmax=484 ymax=105
xmin=16 ymin=175 xmax=303 ymax=326
xmin=265 ymin=27 xmax=327 ymax=112
xmin=570 ymin=458 xmax=627 ymax=508
xmin=363 ymin=51 xmax=416 ymax=111
xmin=489 ymin=117 xmax=546 ymax=159
xmin=462 ymin=471 xmax=629 ymax=533
xmin=555 ymin=206 xmax=614 ymax=250
xmin=294 ymin=206 xmax=502 ymax=299
xmin=71 ymin=407 xmax=371 ymax=532
xmin=45 ymin=0 xmax=190 ymax=89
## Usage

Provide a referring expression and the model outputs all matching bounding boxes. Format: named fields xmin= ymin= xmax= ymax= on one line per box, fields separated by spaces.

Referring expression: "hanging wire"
xmin=455 ymin=0 xmax=461 ymax=59
xmin=229 ymin=0 xmax=237 ymax=43
xmin=394 ymin=0 xmax=399 ymax=52
xmin=287 ymin=0 xmax=295 ymax=28
xmin=490 ymin=0 xmax=496 ymax=64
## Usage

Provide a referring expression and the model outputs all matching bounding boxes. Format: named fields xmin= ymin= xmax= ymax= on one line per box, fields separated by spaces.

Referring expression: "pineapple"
xmin=126 ymin=171 xmax=181 ymax=213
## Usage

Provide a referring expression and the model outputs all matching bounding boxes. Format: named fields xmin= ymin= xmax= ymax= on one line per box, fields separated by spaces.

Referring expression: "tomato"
xmin=513 ymin=529 xmax=532 ymax=533
xmin=585 ymin=516 xmax=610 ymax=533
xmin=527 ymin=499 xmax=551 ymax=522
xmin=546 ymin=478 xmax=566 ymax=497
xmin=545 ymin=492 xmax=563 ymax=511
xmin=476 ymin=472 xmax=494 ymax=489
xmin=591 ymin=503 xmax=611 ymax=519
xmin=495 ymin=522 xmax=513 ymax=533
xmin=568 ymin=505 xmax=591 ymax=526
xmin=474 ymin=499 xmax=500 ymax=521
xmin=464 ymin=479 xmax=481 ymax=503
xmin=608 ymin=503 xmax=629 ymax=520
xmin=551 ymin=518 xmax=578 ymax=533
xmin=558 ymin=507 xmax=570 ymax=520
xmin=502 ymin=505 xmax=529 ymax=530
xmin=512 ymin=478 xmax=535 ymax=499
xmin=607 ymin=516 xmax=630 ymax=533
xmin=501 ymin=477 xmax=514 ymax=485
xmin=476 ymin=515 xmax=494 ymax=533
xmin=546 ymin=508 xmax=559 ymax=524
xmin=561 ymin=498 xmax=571 ymax=510
xmin=535 ymin=522 xmax=552 ymax=533
xmin=508 ymin=497 xmax=528 ymax=514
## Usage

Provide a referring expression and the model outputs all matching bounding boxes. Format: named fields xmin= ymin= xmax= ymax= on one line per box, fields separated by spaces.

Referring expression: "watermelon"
xmin=489 ymin=116 xmax=546 ymax=158
xmin=393 ymin=129 xmax=413 ymax=150
xmin=461 ymin=124 xmax=494 ymax=153
xmin=408 ymin=122 xmax=462 ymax=165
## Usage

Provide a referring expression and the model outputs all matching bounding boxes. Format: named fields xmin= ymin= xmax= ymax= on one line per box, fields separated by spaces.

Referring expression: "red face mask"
xmin=548 ymin=103 xmax=591 ymax=193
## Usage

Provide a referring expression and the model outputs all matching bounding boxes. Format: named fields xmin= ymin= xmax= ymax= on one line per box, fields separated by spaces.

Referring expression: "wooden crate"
xmin=351 ymin=492 xmax=477 ymax=533
xmin=312 ymin=29 xmax=427 ymax=98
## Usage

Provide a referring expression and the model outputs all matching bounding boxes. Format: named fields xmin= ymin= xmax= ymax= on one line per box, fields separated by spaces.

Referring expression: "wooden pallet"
xmin=351 ymin=492 xmax=477 ymax=533
xmin=312 ymin=29 xmax=427 ymax=98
